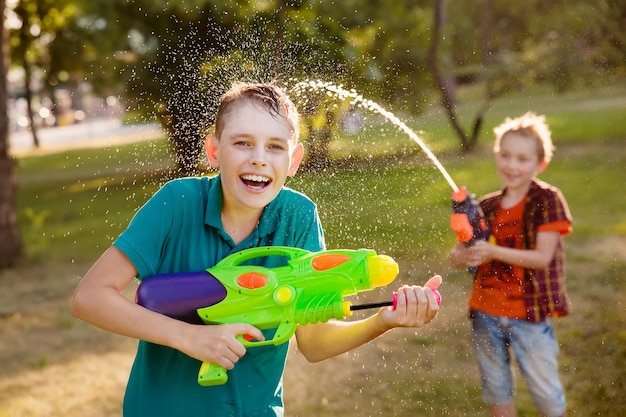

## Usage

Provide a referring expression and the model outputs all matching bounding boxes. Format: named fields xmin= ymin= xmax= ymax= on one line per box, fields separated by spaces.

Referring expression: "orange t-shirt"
xmin=469 ymin=198 xmax=526 ymax=318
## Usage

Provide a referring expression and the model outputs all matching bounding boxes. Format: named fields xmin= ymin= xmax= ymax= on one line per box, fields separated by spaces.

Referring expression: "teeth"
xmin=241 ymin=174 xmax=270 ymax=183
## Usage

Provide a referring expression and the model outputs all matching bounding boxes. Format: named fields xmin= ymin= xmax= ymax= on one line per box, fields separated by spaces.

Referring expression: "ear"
xmin=205 ymin=135 xmax=220 ymax=169
xmin=537 ymin=160 xmax=548 ymax=174
xmin=287 ymin=143 xmax=304 ymax=177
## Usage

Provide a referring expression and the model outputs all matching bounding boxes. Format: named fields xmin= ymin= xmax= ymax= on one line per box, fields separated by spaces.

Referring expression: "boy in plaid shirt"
xmin=450 ymin=112 xmax=572 ymax=417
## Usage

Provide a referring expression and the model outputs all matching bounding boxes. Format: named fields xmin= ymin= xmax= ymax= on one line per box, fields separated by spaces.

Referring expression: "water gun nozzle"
xmin=367 ymin=254 xmax=399 ymax=287
xmin=451 ymin=187 xmax=468 ymax=203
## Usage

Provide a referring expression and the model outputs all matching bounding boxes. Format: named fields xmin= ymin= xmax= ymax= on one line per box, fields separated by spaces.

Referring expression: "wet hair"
xmin=493 ymin=111 xmax=554 ymax=164
xmin=214 ymin=82 xmax=299 ymax=142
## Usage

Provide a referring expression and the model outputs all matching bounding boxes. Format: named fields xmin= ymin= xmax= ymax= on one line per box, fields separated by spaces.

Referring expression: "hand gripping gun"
xmin=450 ymin=187 xmax=491 ymax=273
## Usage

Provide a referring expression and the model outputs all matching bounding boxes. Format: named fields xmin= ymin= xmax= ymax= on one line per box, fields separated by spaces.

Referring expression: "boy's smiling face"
xmin=206 ymin=99 xmax=303 ymax=214
xmin=496 ymin=132 xmax=543 ymax=193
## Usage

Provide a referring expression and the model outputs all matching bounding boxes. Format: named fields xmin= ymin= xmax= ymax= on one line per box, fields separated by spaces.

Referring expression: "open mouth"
xmin=241 ymin=174 xmax=271 ymax=190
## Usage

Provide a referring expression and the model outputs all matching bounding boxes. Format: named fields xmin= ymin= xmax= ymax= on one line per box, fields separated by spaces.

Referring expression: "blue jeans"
xmin=471 ymin=310 xmax=566 ymax=417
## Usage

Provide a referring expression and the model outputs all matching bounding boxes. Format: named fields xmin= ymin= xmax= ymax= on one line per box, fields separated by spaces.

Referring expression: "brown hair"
xmin=493 ymin=111 xmax=554 ymax=165
xmin=214 ymin=82 xmax=299 ymax=142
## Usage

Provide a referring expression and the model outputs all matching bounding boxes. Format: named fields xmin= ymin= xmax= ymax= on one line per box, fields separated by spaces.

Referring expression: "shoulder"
xmin=527 ymin=179 xmax=572 ymax=223
xmin=480 ymin=189 xmax=504 ymax=203
xmin=159 ymin=176 xmax=212 ymax=194
xmin=479 ymin=189 xmax=503 ymax=214
xmin=275 ymin=186 xmax=318 ymax=211
xmin=528 ymin=179 xmax=567 ymax=202
xmin=137 ymin=177 xmax=217 ymax=220
xmin=531 ymin=178 xmax=559 ymax=192
xmin=152 ymin=176 xmax=216 ymax=204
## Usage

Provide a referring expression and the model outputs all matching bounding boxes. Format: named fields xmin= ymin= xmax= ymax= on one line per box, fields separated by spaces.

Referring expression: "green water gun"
xmin=136 ymin=246 xmax=403 ymax=387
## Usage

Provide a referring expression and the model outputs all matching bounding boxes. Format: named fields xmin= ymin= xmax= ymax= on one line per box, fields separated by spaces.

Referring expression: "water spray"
xmin=291 ymin=80 xmax=491 ymax=257
xmin=292 ymin=80 xmax=459 ymax=193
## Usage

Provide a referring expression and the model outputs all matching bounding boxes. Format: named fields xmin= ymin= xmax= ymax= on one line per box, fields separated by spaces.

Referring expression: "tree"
xmin=11 ymin=0 xmax=77 ymax=145
xmin=429 ymin=0 xmax=485 ymax=152
xmin=0 ymin=0 xmax=23 ymax=267
xmin=428 ymin=0 xmax=626 ymax=152
xmin=286 ymin=0 xmax=434 ymax=169
xmin=8 ymin=0 xmax=125 ymax=147
xmin=112 ymin=0 xmax=351 ymax=174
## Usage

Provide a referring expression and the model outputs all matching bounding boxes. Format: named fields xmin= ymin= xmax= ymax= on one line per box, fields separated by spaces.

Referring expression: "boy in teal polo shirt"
xmin=71 ymin=82 xmax=442 ymax=417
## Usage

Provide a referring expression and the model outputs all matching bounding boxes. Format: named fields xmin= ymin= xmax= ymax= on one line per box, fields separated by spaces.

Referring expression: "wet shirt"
xmin=114 ymin=175 xmax=325 ymax=417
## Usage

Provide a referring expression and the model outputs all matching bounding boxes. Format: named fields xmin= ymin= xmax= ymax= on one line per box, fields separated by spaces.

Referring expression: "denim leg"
xmin=471 ymin=310 xmax=515 ymax=405
xmin=510 ymin=318 xmax=566 ymax=417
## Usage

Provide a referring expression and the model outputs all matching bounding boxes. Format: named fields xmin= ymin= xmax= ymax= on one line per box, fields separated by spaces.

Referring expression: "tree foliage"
xmin=8 ymin=0 xmax=625 ymax=165
xmin=8 ymin=0 xmax=123 ymax=143
xmin=429 ymin=0 xmax=626 ymax=151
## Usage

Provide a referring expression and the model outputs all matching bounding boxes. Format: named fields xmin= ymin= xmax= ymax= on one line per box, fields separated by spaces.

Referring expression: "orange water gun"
xmin=450 ymin=187 xmax=490 ymax=245
xmin=450 ymin=188 xmax=491 ymax=273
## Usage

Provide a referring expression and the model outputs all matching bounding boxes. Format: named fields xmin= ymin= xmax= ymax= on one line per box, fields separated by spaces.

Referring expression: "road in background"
xmin=9 ymin=118 xmax=164 ymax=156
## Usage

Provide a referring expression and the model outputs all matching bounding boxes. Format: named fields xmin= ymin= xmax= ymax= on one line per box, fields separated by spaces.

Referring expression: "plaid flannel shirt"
xmin=480 ymin=179 xmax=573 ymax=322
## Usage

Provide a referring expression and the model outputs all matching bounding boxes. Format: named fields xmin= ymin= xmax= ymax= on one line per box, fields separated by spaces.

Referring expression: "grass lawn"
xmin=1 ymin=81 xmax=625 ymax=416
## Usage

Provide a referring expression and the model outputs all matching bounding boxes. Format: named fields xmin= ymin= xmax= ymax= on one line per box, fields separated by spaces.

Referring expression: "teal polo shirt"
xmin=114 ymin=174 xmax=325 ymax=417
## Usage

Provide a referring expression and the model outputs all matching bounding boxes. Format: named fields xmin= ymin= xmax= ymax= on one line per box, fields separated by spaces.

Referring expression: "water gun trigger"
xmin=239 ymin=319 xmax=297 ymax=348
xmin=198 ymin=321 xmax=297 ymax=386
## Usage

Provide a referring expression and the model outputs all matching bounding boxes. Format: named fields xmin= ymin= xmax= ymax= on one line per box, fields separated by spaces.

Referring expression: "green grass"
xmin=16 ymin=139 xmax=172 ymax=262
xmin=7 ymin=81 xmax=626 ymax=416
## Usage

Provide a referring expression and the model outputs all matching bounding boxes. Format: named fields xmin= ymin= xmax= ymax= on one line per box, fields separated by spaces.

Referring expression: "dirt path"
xmin=9 ymin=119 xmax=163 ymax=157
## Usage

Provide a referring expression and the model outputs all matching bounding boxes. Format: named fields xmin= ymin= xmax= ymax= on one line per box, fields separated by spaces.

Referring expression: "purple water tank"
xmin=136 ymin=271 xmax=227 ymax=324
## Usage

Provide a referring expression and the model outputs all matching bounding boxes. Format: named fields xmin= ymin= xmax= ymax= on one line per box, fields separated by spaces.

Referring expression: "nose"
xmin=509 ymin=159 xmax=521 ymax=171
xmin=250 ymin=147 xmax=268 ymax=167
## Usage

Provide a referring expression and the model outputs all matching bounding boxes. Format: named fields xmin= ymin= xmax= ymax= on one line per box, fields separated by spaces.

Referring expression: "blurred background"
xmin=3 ymin=0 xmax=624 ymax=165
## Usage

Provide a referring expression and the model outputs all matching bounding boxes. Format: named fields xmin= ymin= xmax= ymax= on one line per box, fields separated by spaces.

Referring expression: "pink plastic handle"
xmin=390 ymin=289 xmax=441 ymax=311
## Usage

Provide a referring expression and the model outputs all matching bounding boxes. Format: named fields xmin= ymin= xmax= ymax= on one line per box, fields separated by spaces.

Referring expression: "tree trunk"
xmin=429 ymin=0 xmax=488 ymax=152
xmin=22 ymin=62 xmax=40 ymax=147
xmin=302 ymin=106 xmax=334 ymax=172
xmin=0 ymin=0 xmax=23 ymax=267
xmin=429 ymin=0 xmax=470 ymax=150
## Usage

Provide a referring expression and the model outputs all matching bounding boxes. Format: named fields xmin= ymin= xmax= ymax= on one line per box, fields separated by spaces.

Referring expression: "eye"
xmin=233 ymin=140 xmax=251 ymax=147
xmin=266 ymin=140 xmax=288 ymax=151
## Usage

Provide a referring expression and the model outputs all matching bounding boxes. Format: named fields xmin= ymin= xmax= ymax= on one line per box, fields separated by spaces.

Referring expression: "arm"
xmin=451 ymin=231 xmax=560 ymax=269
xmin=70 ymin=246 xmax=264 ymax=370
xmin=294 ymin=275 xmax=441 ymax=363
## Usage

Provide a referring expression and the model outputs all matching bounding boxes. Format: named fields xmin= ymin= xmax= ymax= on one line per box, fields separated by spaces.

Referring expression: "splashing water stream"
xmin=292 ymin=80 xmax=459 ymax=193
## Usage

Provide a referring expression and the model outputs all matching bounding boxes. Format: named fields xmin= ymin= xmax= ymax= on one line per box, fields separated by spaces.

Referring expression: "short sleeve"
xmin=537 ymin=187 xmax=572 ymax=236
xmin=114 ymin=183 xmax=176 ymax=277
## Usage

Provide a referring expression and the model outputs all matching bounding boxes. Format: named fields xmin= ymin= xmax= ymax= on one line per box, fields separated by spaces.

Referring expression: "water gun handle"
xmin=451 ymin=187 xmax=491 ymax=274
xmin=349 ymin=289 xmax=442 ymax=311
xmin=197 ymin=333 xmax=270 ymax=386
xmin=197 ymin=334 xmax=253 ymax=386
xmin=198 ymin=361 xmax=228 ymax=386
